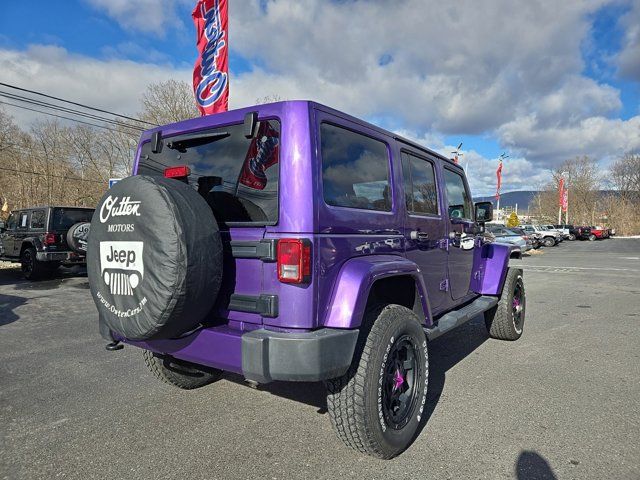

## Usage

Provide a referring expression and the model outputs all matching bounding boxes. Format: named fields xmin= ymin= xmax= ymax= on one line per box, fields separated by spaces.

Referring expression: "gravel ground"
xmin=1 ymin=239 xmax=639 ymax=480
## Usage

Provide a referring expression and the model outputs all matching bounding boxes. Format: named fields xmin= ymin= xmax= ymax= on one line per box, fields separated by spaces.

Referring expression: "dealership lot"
xmin=1 ymin=240 xmax=639 ymax=479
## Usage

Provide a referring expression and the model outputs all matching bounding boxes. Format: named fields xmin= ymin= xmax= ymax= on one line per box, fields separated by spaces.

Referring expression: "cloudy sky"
xmin=1 ymin=0 xmax=639 ymax=195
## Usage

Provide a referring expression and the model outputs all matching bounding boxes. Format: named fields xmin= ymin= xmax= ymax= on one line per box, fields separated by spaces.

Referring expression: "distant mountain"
xmin=474 ymin=190 xmax=621 ymax=212
xmin=474 ymin=191 xmax=538 ymax=211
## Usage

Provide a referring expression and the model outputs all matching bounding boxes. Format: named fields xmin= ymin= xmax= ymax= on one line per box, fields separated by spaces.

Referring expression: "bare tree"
xmin=610 ymin=153 xmax=640 ymax=204
xmin=138 ymin=80 xmax=200 ymax=125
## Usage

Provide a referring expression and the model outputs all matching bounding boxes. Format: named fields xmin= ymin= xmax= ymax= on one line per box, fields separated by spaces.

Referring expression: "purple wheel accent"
xmin=512 ymin=282 xmax=524 ymax=333
xmin=382 ymin=335 xmax=419 ymax=430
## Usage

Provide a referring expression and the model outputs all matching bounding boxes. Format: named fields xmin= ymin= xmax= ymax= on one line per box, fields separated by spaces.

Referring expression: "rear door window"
xmin=320 ymin=123 xmax=391 ymax=212
xmin=30 ymin=210 xmax=45 ymax=229
xmin=138 ymin=120 xmax=280 ymax=226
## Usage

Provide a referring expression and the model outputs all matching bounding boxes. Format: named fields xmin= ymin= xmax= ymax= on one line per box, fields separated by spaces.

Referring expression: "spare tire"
xmin=67 ymin=222 xmax=91 ymax=253
xmin=87 ymin=175 xmax=223 ymax=341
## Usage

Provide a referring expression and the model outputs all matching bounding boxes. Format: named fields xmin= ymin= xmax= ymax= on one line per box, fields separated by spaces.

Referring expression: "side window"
xmin=320 ymin=123 xmax=391 ymax=212
xmin=18 ymin=212 xmax=29 ymax=229
xmin=401 ymin=152 xmax=438 ymax=215
xmin=30 ymin=210 xmax=45 ymax=229
xmin=443 ymin=168 xmax=473 ymax=220
xmin=6 ymin=213 xmax=17 ymax=230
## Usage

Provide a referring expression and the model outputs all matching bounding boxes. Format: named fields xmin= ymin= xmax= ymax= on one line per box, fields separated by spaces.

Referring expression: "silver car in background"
xmin=486 ymin=225 xmax=532 ymax=252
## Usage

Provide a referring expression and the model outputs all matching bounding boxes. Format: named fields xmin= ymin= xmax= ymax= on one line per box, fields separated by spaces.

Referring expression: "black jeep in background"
xmin=0 ymin=206 xmax=94 ymax=279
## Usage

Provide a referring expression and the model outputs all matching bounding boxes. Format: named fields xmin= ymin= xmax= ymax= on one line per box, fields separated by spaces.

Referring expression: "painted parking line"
xmin=510 ymin=264 xmax=638 ymax=273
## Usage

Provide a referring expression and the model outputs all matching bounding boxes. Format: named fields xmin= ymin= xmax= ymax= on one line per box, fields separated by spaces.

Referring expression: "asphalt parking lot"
xmin=1 ymin=239 xmax=639 ymax=480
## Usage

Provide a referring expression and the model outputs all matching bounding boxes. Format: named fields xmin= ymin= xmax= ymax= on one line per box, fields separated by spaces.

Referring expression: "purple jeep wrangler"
xmin=88 ymin=101 xmax=525 ymax=459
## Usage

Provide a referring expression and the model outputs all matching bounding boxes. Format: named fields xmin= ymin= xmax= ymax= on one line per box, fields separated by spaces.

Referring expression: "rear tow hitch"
xmin=105 ymin=341 xmax=124 ymax=351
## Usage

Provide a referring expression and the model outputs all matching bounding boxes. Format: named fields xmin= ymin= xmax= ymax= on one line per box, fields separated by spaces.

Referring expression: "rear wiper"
xmin=166 ymin=131 xmax=230 ymax=152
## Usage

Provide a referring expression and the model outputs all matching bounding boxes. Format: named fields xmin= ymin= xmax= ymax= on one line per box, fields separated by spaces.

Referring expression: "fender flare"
xmin=322 ymin=255 xmax=432 ymax=329
xmin=20 ymin=238 xmax=40 ymax=254
xmin=471 ymin=242 xmax=516 ymax=296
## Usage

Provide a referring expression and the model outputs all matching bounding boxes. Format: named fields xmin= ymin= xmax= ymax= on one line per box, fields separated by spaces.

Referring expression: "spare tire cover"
xmin=87 ymin=175 xmax=223 ymax=341
xmin=67 ymin=222 xmax=91 ymax=253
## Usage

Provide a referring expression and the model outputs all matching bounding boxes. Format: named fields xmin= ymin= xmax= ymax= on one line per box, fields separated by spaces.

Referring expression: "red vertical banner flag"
xmin=558 ymin=177 xmax=565 ymax=208
xmin=192 ymin=0 xmax=229 ymax=115
xmin=495 ymin=159 xmax=503 ymax=200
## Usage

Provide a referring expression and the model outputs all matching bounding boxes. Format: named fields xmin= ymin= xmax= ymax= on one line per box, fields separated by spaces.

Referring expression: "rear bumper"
xmin=119 ymin=325 xmax=359 ymax=384
xmin=241 ymin=328 xmax=359 ymax=383
xmin=36 ymin=251 xmax=85 ymax=263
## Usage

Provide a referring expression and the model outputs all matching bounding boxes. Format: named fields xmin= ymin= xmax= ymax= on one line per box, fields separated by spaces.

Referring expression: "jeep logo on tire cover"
xmin=99 ymin=241 xmax=144 ymax=296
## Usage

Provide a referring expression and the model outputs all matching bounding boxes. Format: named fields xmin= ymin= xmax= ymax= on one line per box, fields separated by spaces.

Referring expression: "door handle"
xmin=410 ymin=231 xmax=429 ymax=242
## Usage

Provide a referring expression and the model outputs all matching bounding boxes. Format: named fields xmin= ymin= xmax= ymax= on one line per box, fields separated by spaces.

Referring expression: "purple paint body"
xmin=122 ymin=101 xmax=511 ymax=378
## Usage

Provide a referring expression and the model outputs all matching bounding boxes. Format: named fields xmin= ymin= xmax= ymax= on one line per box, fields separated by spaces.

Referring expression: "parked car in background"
xmin=521 ymin=224 xmax=561 ymax=247
xmin=0 ymin=206 xmax=94 ymax=279
xmin=541 ymin=224 xmax=567 ymax=240
xmin=590 ymin=226 xmax=609 ymax=240
xmin=510 ymin=226 xmax=541 ymax=249
xmin=486 ymin=225 xmax=532 ymax=252
xmin=553 ymin=224 xmax=577 ymax=240
xmin=572 ymin=225 xmax=592 ymax=240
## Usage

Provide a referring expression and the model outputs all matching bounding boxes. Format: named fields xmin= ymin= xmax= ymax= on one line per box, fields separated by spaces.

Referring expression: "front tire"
xmin=485 ymin=268 xmax=525 ymax=341
xmin=568 ymin=234 xmax=576 ymax=241
xmin=588 ymin=234 xmax=596 ymax=241
xmin=326 ymin=304 xmax=429 ymax=459
xmin=142 ymin=350 xmax=223 ymax=389
xmin=543 ymin=237 xmax=555 ymax=247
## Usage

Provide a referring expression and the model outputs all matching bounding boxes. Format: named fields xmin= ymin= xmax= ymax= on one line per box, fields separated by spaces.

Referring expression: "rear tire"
xmin=588 ymin=234 xmax=596 ymax=241
xmin=21 ymin=247 xmax=48 ymax=280
xmin=568 ymin=234 xmax=576 ymax=241
xmin=326 ymin=304 xmax=429 ymax=459
xmin=485 ymin=268 xmax=525 ymax=341
xmin=142 ymin=350 xmax=223 ymax=389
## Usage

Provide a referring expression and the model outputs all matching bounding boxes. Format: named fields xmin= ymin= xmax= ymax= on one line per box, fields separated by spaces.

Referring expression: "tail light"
xmin=43 ymin=232 xmax=57 ymax=245
xmin=277 ymin=239 xmax=311 ymax=284
xmin=164 ymin=165 xmax=191 ymax=179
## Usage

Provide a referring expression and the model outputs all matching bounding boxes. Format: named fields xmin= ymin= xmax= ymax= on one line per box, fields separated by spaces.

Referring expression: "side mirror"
xmin=448 ymin=204 xmax=465 ymax=220
xmin=474 ymin=201 xmax=493 ymax=223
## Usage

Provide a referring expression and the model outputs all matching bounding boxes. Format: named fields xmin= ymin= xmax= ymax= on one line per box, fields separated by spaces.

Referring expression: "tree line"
xmin=0 ymin=80 xmax=198 ymax=215
xmin=530 ymin=155 xmax=640 ymax=235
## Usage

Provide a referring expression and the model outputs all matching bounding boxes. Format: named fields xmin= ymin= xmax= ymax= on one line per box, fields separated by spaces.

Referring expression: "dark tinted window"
xmin=138 ymin=120 xmax=280 ymax=225
xmin=320 ymin=123 xmax=391 ymax=211
xmin=6 ymin=213 xmax=16 ymax=230
xmin=443 ymin=168 xmax=472 ymax=220
xmin=30 ymin=210 xmax=45 ymax=229
xmin=401 ymin=152 xmax=438 ymax=215
xmin=52 ymin=209 xmax=94 ymax=230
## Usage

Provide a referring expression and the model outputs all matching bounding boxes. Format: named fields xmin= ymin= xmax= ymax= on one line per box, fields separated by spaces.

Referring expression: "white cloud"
xmin=616 ymin=1 xmax=640 ymax=80
xmin=0 ymin=45 xmax=191 ymax=126
xmin=230 ymin=0 xmax=616 ymax=133
xmin=499 ymin=114 xmax=640 ymax=166
xmin=83 ymin=0 xmax=193 ymax=36
xmin=227 ymin=0 xmax=638 ymax=175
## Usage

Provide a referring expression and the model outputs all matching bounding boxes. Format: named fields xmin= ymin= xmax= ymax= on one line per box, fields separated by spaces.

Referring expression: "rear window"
xmin=137 ymin=120 xmax=280 ymax=226
xmin=52 ymin=209 xmax=94 ymax=230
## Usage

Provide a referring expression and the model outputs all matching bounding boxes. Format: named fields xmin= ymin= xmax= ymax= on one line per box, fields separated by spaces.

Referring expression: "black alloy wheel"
xmin=381 ymin=335 xmax=420 ymax=430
